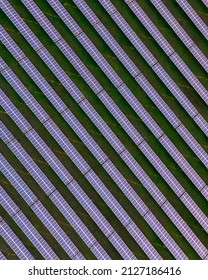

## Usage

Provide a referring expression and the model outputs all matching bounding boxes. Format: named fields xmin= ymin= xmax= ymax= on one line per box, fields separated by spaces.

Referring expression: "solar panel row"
xmin=152 ymin=64 xmax=204 ymax=121
xmin=0 ymin=1 xmax=43 ymax=52
xmin=64 ymin=180 xmax=138 ymax=259
xmin=78 ymin=32 xmax=123 ymax=87
xmin=127 ymin=0 xmax=174 ymax=56
xmin=159 ymin=135 xmax=206 ymax=192
xmin=98 ymin=91 xmax=143 ymax=145
xmin=170 ymin=52 xmax=208 ymax=105
xmin=135 ymin=74 xmax=181 ymax=128
xmin=176 ymin=124 xmax=208 ymax=168
xmin=180 ymin=193 xmax=208 ymax=232
xmin=84 ymin=169 xmax=164 ymax=259
xmin=49 ymin=191 xmax=111 ymax=260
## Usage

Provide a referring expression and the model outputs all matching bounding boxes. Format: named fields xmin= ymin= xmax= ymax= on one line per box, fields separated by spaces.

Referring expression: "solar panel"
xmin=56 ymin=40 xmax=103 ymax=94
xmin=79 ymin=99 xmax=126 ymax=154
xmin=66 ymin=180 xmax=113 ymax=236
xmin=118 ymin=84 xmax=164 ymax=138
xmin=78 ymin=32 xmax=124 ymax=88
xmin=103 ymin=159 xmax=150 ymax=215
xmin=111 ymin=11 xmax=157 ymax=66
xmin=201 ymin=186 xmax=208 ymax=201
xmin=180 ymin=193 xmax=208 ymax=232
xmin=120 ymin=149 xmax=166 ymax=206
xmin=27 ymin=130 xmax=74 ymax=185
xmin=190 ymin=44 xmax=208 ymax=73
xmin=8 ymin=139 xmax=56 ymax=195
xmin=22 ymin=0 xmax=62 ymax=42
xmin=0 ymin=27 xmax=25 ymax=61
xmin=135 ymin=74 xmax=181 ymax=128
xmin=0 ymin=120 xmax=15 ymax=143
xmin=0 ymin=187 xmax=19 ymax=216
xmin=201 ymin=0 xmax=208 ymax=7
xmin=73 ymin=0 xmax=100 ymax=26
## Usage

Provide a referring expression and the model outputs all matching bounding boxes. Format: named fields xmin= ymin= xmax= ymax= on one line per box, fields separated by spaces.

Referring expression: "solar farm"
xmin=0 ymin=0 xmax=208 ymax=260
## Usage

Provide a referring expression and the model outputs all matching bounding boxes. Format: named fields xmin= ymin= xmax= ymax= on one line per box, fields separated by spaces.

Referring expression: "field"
xmin=0 ymin=0 xmax=208 ymax=260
